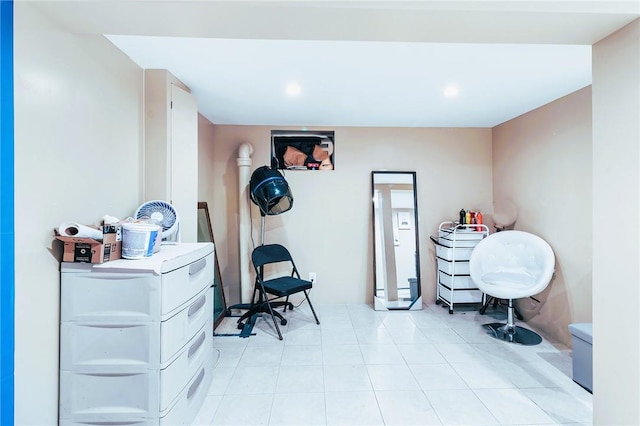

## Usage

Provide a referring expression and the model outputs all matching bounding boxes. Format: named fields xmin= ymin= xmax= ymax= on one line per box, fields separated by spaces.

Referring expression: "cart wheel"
xmin=448 ymin=309 xmax=453 ymax=315
xmin=435 ymin=299 xmax=441 ymax=305
xmin=237 ymin=322 xmax=245 ymax=330
xmin=280 ymin=318 xmax=287 ymax=326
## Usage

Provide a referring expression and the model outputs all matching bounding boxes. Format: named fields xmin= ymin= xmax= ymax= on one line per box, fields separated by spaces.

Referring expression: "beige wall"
xmin=13 ymin=3 xmax=143 ymax=424
xmin=203 ymin=125 xmax=493 ymax=307
xmin=197 ymin=113 xmax=216 ymax=208
xmin=14 ymin=3 xmax=638 ymax=424
xmin=592 ymin=19 xmax=640 ymax=425
xmin=492 ymin=87 xmax=593 ymax=346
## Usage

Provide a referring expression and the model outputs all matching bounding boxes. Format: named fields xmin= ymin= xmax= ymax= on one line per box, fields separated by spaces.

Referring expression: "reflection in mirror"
xmin=372 ymin=172 xmax=422 ymax=310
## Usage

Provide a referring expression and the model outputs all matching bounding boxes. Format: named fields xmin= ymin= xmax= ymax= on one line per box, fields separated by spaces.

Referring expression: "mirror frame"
xmin=197 ymin=202 xmax=228 ymax=329
xmin=371 ymin=171 xmax=422 ymax=310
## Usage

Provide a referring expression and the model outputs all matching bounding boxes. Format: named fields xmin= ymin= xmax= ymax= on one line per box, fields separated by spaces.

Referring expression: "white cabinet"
xmin=432 ymin=223 xmax=489 ymax=313
xmin=59 ymin=243 xmax=214 ymax=425
xmin=144 ymin=69 xmax=198 ymax=242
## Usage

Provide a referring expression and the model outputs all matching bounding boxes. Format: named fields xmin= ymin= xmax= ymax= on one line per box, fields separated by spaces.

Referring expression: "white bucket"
xmin=121 ymin=223 xmax=161 ymax=259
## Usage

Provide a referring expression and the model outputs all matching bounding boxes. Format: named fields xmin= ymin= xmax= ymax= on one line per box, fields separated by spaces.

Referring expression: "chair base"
xmin=237 ymin=301 xmax=292 ymax=327
xmin=483 ymin=322 xmax=543 ymax=345
xmin=479 ymin=296 xmax=523 ymax=320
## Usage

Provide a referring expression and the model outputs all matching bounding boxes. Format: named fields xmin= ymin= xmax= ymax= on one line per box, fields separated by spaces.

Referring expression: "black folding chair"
xmin=237 ymin=243 xmax=320 ymax=340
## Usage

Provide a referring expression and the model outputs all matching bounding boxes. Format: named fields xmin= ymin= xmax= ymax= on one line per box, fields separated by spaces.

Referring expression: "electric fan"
xmin=135 ymin=200 xmax=181 ymax=243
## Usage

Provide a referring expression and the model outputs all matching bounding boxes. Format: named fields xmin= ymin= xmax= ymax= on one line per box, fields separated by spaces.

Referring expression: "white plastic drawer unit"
xmin=159 ymin=320 xmax=210 ymax=409
xmin=160 ymin=285 xmax=211 ymax=362
xmin=434 ymin=223 xmax=489 ymax=314
xmin=437 ymin=284 xmax=482 ymax=304
xmin=59 ymin=243 xmax=215 ymax=426
xmin=59 ymin=317 xmax=212 ymax=417
xmin=60 ymin=286 xmax=213 ymax=369
xmin=59 ymin=330 xmax=213 ymax=423
xmin=59 ymin=353 xmax=213 ymax=426
xmin=61 ymin=243 xmax=214 ymax=322
xmin=160 ymin=350 xmax=214 ymax=426
xmin=435 ymin=244 xmax=475 ymax=261
xmin=436 ymin=257 xmax=470 ymax=275
xmin=438 ymin=228 xmax=485 ymax=247
xmin=438 ymin=270 xmax=477 ymax=289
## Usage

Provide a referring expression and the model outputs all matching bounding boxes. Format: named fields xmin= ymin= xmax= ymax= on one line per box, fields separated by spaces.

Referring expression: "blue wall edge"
xmin=0 ymin=0 xmax=16 ymax=424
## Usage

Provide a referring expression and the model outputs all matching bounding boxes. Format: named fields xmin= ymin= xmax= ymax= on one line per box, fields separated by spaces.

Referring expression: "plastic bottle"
xmin=459 ymin=209 xmax=466 ymax=225
xmin=465 ymin=211 xmax=471 ymax=227
xmin=476 ymin=211 xmax=483 ymax=231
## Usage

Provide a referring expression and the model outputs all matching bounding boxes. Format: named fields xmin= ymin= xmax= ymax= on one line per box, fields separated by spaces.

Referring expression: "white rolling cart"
xmin=431 ymin=222 xmax=489 ymax=314
xmin=59 ymin=243 xmax=215 ymax=425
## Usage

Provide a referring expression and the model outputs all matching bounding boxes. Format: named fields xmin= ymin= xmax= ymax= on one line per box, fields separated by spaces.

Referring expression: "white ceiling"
xmin=106 ymin=36 xmax=592 ymax=127
xmin=35 ymin=1 xmax=640 ymax=128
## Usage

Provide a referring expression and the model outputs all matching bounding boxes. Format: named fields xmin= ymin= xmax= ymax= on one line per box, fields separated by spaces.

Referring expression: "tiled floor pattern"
xmin=192 ymin=303 xmax=592 ymax=425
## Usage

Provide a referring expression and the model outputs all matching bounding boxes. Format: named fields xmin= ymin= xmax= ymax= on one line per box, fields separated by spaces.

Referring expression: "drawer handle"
xmin=189 ymin=258 xmax=207 ymax=276
xmin=187 ymin=294 xmax=206 ymax=318
xmin=84 ymin=274 xmax=148 ymax=281
xmin=85 ymin=324 xmax=144 ymax=329
xmin=187 ymin=368 xmax=205 ymax=401
xmin=83 ymin=372 xmax=143 ymax=378
xmin=188 ymin=331 xmax=206 ymax=360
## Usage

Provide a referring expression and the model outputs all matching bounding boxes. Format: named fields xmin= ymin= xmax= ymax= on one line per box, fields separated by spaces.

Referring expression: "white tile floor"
xmin=192 ymin=303 xmax=592 ymax=426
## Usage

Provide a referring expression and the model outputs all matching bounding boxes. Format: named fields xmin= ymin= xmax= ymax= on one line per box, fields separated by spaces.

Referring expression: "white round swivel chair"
xmin=469 ymin=230 xmax=555 ymax=345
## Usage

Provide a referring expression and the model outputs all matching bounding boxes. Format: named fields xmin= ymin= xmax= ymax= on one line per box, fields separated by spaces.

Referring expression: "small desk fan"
xmin=135 ymin=200 xmax=181 ymax=243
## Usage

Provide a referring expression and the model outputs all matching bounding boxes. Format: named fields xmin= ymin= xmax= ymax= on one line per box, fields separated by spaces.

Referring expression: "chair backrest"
xmin=252 ymin=244 xmax=294 ymax=269
xmin=469 ymin=230 xmax=555 ymax=300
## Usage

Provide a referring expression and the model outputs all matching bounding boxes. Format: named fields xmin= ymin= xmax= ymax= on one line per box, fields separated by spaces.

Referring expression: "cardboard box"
xmin=57 ymin=224 xmax=122 ymax=264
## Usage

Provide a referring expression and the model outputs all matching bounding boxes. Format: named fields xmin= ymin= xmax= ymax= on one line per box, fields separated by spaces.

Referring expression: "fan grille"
xmin=135 ymin=200 xmax=177 ymax=232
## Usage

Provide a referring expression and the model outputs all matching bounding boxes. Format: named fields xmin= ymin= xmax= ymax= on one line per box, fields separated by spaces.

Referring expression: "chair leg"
xmin=236 ymin=285 xmax=261 ymax=326
xmin=238 ymin=287 xmax=319 ymax=340
xmin=235 ymin=281 xmax=288 ymax=340
xmin=236 ymin=302 xmax=287 ymax=328
xmin=479 ymin=296 xmax=492 ymax=315
xmin=259 ymin=285 xmax=289 ymax=340
xmin=304 ymin=290 xmax=320 ymax=325
xmin=261 ymin=289 xmax=284 ymax=340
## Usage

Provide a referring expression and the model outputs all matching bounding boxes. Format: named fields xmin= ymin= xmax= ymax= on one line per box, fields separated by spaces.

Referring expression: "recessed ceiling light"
xmin=285 ymin=82 xmax=301 ymax=96
xmin=443 ymin=85 xmax=460 ymax=98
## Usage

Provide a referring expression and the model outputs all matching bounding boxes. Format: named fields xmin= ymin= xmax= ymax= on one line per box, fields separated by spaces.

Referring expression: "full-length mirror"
xmin=372 ymin=171 xmax=422 ymax=310
xmin=197 ymin=202 xmax=227 ymax=329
